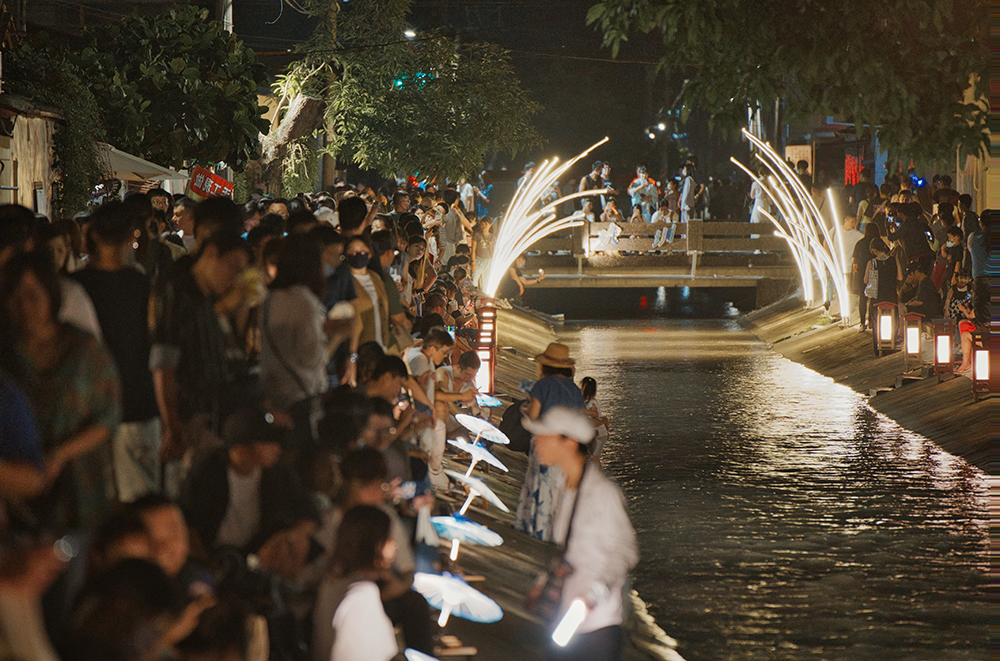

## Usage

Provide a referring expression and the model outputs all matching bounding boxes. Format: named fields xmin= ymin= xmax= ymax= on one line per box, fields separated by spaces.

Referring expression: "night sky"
xmin=234 ymin=0 xmax=721 ymax=187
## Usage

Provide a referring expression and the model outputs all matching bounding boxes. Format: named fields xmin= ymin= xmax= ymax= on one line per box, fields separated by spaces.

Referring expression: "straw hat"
xmin=535 ymin=342 xmax=575 ymax=368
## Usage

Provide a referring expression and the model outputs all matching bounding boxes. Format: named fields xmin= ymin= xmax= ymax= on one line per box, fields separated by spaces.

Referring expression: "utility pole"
xmin=217 ymin=0 xmax=233 ymax=33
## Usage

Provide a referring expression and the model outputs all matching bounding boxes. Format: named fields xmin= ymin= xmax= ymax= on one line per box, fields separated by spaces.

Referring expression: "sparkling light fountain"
xmin=731 ymin=129 xmax=852 ymax=323
xmin=483 ymin=138 xmax=611 ymax=297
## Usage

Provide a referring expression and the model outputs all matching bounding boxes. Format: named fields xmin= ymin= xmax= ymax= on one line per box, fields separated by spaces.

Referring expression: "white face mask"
xmin=945 ymin=240 xmax=956 ymax=248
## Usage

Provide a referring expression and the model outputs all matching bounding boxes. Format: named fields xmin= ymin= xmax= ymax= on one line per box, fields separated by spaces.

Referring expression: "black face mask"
xmin=346 ymin=253 xmax=370 ymax=269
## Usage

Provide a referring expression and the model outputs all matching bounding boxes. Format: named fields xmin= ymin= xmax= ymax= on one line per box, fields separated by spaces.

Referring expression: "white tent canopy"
xmin=97 ymin=143 xmax=187 ymax=181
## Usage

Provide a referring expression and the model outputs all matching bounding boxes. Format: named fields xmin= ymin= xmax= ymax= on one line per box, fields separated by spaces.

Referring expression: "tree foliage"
xmin=4 ymin=41 xmax=108 ymax=217
xmin=76 ymin=6 xmax=269 ymax=170
xmin=587 ymin=0 xmax=988 ymax=163
xmin=271 ymin=0 xmax=541 ymax=181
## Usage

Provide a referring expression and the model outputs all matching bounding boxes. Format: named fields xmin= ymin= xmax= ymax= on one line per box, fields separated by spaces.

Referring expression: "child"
xmin=580 ymin=376 xmax=610 ymax=459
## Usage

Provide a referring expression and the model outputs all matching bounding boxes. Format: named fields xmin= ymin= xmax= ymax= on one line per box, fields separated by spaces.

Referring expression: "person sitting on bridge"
xmin=600 ymin=198 xmax=624 ymax=224
xmin=496 ymin=254 xmax=545 ymax=301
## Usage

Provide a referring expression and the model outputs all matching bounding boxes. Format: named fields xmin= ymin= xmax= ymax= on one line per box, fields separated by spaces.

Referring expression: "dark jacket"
xmin=182 ymin=447 xmax=317 ymax=552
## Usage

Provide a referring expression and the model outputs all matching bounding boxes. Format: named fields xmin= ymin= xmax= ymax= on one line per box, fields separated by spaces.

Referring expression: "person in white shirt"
xmin=679 ymin=165 xmax=697 ymax=222
xmin=523 ymin=406 xmax=638 ymax=661
xmin=404 ymin=328 xmax=455 ymax=490
xmin=459 ymin=178 xmax=475 ymax=216
xmin=313 ymin=505 xmax=399 ymax=661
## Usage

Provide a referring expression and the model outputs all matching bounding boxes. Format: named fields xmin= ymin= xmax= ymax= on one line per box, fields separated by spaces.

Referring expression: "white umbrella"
xmin=413 ymin=572 xmax=503 ymax=626
xmin=444 ymin=469 xmax=509 ymax=515
xmin=404 ymin=650 xmax=440 ymax=661
xmin=447 ymin=439 xmax=509 ymax=476
xmin=455 ymin=413 xmax=510 ymax=445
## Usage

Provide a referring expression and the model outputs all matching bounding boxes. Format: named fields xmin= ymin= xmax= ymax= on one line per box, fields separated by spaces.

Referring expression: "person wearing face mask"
xmin=939 ymin=226 xmax=966 ymax=294
xmin=345 ymin=236 xmax=389 ymax=350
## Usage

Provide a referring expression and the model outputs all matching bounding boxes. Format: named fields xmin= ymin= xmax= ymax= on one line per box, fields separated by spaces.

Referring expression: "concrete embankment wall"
xmin=449 ymin=307 xmax=682 ymax=661
xmin=741 ymin=298 xmax=991 ymax=473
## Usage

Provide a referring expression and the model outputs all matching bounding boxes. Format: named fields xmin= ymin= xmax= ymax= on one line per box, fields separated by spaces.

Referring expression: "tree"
xmin=248 ymin=0 xmax=541 ymax=193
xmin=586 ymin=0 xmax=988 ymax=164
xmin=77 ymin=6 xmax=269 ymax=170
xmin=4 ymin=41 xmax=108 ymax=217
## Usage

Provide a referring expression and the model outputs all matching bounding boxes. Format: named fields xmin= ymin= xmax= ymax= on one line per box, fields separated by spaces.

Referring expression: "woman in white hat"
xmin=524 ymin=406 xmax=637 ymax=660
xmin=515 ymin=343 xmax=585 ymax=542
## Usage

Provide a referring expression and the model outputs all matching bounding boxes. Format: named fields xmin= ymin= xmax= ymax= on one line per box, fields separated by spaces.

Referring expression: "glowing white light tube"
xmin=551 ymin=598 xmax=589 ymax=647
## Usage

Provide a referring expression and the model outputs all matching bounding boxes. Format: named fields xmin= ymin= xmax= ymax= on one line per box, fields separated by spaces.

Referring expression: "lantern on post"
xmin=874 ymin=302 xmax=897 ymax=356
xmin=902 ymin=312 xmax=924 ymax=371
xmin=932 ymin=318 xmax=954 ymax=382
xmin=475 ymin=302 xmax=497 ymax=395
xmin=971 ymin=331 xmax=990 ymax=401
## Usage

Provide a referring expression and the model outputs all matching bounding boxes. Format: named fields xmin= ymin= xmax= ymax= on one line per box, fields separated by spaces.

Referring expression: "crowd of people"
xmin=839 ymin=173 xmax=989 ymax=369
xmin=0 ymin=173 xmax=635 ymax=661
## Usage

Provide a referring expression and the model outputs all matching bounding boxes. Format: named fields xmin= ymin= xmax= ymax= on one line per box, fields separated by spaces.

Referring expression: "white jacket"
xmin=552 ymin=463 xmax=638 ymax=634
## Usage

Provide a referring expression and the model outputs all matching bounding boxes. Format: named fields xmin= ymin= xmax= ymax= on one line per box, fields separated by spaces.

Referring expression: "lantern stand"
xmin=902 ymin=312 xmax=924 ymax=373
xmin=971 ymin=331 xmax=991 ymax=402
xmin=474 ymin=301 xmax=497 ymax=395
xmin=932 ymin=318 xmax=954 ymax=383
xmin=874 ymin=302 xmax=897 ymax=357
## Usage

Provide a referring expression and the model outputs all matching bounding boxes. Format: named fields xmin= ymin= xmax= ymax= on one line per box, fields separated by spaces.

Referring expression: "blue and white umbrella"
xmin=447 ymin=439 xmax=509 ymax=475
xmin=475 ymin=394 xmax=503 ymax=408
xmin=455 ymin=413 xmax=510 ymax=445
xmin=432 ymin=513 xmax=504 ymax=562
xmin=444 ymin=469 xmax=509 ymax=515
xmin=413 ymin=571 xmax=503 ymax=626
xmin=432 ymin=515 xmax=504 ymax=547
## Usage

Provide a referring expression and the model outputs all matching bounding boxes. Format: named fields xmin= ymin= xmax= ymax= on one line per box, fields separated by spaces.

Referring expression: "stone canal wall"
xmin=740 ymin=297 xmax=991 ymax=473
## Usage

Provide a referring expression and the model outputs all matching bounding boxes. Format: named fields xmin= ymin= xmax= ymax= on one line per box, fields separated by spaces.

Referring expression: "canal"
xmin=532 ymin=291 xmax=989 ymax=660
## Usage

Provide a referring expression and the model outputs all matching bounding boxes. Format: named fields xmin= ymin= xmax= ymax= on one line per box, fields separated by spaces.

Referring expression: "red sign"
xmin=188 ymin=166 xmax=233 ymax=199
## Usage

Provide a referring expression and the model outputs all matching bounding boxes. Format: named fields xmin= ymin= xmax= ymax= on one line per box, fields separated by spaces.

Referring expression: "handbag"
xmin=525 ymin=462 xmax=588 ymax=624
xmin=864 ymin=259 xmax=879 ymax=299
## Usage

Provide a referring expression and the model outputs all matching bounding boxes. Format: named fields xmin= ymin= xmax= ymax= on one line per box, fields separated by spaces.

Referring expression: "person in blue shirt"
xmin=0 ymin=374 xmax=46 ymax=499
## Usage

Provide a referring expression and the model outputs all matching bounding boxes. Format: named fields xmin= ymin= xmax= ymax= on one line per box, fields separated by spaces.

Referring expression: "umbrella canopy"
xmin=413 ymin=572 xmax=503 ymax=624
xmin=404 ymin=650 xmax=440 ymax=661
xmin=475 ymin=394 xmax=503 ymax=408
xmin=431 ymin=515 xmax=504 ymax=547
xmin=447 ymin=439 xmax=509 ymax=473
xmin=97 ymin=143 xmax=187 ymax=181
xmin=444 ymin=469 xmax=510 ymax=513
xmin=455 ymin=414 xmax=510 ymax=445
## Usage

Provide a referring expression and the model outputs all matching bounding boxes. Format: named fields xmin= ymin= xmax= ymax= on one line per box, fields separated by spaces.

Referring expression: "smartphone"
xmin=445 ymin=326 xmax=456 ymax=339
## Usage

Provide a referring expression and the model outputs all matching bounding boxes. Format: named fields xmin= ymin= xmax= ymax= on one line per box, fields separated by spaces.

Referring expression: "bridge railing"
xmin=528 ymin=220 xmax=788 ymax=256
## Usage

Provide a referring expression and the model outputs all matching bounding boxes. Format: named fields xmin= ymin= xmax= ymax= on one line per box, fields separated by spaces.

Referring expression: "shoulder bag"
xmin=864 ymin=259 xmax=879 ymax=299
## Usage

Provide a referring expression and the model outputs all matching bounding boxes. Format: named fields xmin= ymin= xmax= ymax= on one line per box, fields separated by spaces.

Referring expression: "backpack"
xmin=498 ymin=399 xmax=533 ymax=454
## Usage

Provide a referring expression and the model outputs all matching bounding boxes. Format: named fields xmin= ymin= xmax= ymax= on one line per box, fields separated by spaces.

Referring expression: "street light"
xmin=404 ymin=29 xmax=417 ymax=39
xmin=932 ymin=318 xmax=953 ymax=382
xmin=657 ymin=122 xmax=666 ymax=131
xmin=971 ymin=331 xmax=990 ymax=401
xmin=874 ymin=302 xmax=896 ymax=356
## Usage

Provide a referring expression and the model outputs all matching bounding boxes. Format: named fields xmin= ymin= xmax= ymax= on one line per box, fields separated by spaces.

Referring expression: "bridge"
xmin=520 ymin=219 xmax=802 ymax=307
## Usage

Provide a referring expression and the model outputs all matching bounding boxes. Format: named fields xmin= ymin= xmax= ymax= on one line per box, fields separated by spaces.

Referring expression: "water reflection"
xmin=563 ymin=320 xmax=988 ymax=661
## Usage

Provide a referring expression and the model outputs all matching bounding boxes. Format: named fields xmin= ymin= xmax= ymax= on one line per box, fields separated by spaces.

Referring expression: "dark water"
xmin=561 ymin=319 xmax=989 ymax=661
